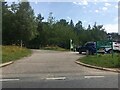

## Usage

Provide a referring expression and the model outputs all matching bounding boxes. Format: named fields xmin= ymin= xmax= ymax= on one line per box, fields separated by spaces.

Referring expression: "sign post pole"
xmin=111 ymin=40 xmax=114 ymax=58
xmin=96 ymin=41 xmax=98 ymax=56
xmin=70 ymin=39 xmax=73 ymax=51
xmin=70 ymin=39 xmax=71 ymax=51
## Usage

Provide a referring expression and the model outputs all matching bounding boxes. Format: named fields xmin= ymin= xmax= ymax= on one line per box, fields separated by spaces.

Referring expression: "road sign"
xmin=96 ymin=40 xmax=112 ymax=49
xmin=96 ymin=40 xmax=113 ymax=57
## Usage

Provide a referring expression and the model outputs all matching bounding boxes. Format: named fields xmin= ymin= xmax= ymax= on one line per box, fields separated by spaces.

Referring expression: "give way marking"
xmin=0 ymin=79 xmax=20 ymax=82
xmin=46 ymin=77 xmax=66 ymax=80
xmin=84 ymin=76 xmax=105 ymax=79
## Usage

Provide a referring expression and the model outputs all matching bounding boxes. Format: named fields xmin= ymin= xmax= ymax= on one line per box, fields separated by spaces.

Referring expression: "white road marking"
xmin=84 ymin=76 xmax=105 ymax=79
xmin=0 ymin=79 xmax=20 ymax=82
xmin=46 ymin=77 xmax=66 ymax=80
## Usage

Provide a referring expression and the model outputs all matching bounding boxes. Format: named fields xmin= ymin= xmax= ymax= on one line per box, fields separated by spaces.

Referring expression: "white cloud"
xmin=105 ymin=3 xmax=111 ymax=7
xmin=73 ymin=2 xmax=78 ymax=5
xmin=89 ymin=10 xmax=92 ymax=12
xmin=34 ymin=0 xmax=39 ymax=4
xmin=82 ymin=0 xmax=88 ymax=5
xmin=102 ymin=0 xmax=108 ymax=1
xmin=83 ymin=20 xmax=87 ymax=23
xmin=115 ymin=5 xmax=118 ymax=8
xmin=104 ymin=23 xmax=118 ymax=33
xmin=78 ymin=2 xmax=82 ymax=5
xmin=95 ymin=10 xmax=99 ymax=13
xmin=94 ymin=0 xmax=98 ymax=2
xmin=73 ymin=0 xmax=88 ymax=6
xmin=102 ymin=7 xmax=108 ymax=11
xmin=94 ymin=2 xmax=97 ymax=5
xmin=83 ymin=6 xmax=86 ymax=9
xmin=67 ymin=16 xmax=71 ymax=20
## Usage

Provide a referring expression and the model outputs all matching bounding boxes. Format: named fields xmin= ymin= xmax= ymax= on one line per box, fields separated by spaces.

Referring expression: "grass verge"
xmin=79 ymin=53 xmax=120 ymax=68
xmin=41 ymin=46 xmax=68 ymax=51
xmin=2 ymin=46 xmax=32 ymax=63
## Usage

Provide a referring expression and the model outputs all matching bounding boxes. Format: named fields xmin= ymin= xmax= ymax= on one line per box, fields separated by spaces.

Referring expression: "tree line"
xmin=2 ymin=2 xmax=120 ymax=49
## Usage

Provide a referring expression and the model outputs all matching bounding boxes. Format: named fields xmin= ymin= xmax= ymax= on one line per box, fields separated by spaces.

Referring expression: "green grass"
xmin=79 ymin=53 xmax=120 ymax=68
xmin=41 ymin=46 xmax=68 ymax=51
xmin=2 ymin=46 xmax=32 ymax=63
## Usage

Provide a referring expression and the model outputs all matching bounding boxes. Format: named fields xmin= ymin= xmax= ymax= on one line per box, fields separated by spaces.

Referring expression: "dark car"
xmin=77 ymin=42 xmax=96 ymax=55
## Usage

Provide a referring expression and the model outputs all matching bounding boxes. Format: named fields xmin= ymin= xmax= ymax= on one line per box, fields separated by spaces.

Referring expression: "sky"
xmin=6 ymin=0 xmax=120 ymax=33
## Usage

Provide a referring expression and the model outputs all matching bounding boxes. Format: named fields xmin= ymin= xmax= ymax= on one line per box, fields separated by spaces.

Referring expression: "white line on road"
xmin=0 ymin=79 xmax=20 ymax=82
xmin=46 ymin=77 xmax=66 ymax=80
xmin=84 ymin=76 xmax=105 ymax=79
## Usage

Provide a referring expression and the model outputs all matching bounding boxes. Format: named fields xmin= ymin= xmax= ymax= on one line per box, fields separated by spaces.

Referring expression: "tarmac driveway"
xmin=1 ymin=50 xmax=118 ymax=88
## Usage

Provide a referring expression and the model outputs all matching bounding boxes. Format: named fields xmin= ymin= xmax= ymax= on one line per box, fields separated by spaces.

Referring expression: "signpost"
xmin=70 ymin=39 xmax=73 ymax=51
xmin=96 ymin=40 xmax=113 ymax=57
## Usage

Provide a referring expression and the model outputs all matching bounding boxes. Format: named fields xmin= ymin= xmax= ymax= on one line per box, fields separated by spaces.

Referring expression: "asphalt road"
xmin=1 ymin=50 xmax=119 ymax=88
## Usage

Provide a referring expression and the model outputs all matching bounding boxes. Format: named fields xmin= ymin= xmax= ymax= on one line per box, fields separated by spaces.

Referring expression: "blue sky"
xmin=29 ymin=1 xmax=118 ymax=33
xmin=6 ymin=0 xmax=119 ymax=33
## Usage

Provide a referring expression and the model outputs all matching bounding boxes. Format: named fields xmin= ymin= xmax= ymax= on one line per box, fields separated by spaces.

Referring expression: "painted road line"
xmin=46 ymin=77 xmax=66 ymax=80
xmin=0 ymin=79 xmax=20 ymax=82
xmin=84 ymin=76 xmax=105 ymax=79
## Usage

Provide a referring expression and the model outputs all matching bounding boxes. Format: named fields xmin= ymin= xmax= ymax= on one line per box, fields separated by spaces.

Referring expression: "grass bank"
xmin=79 ymin=53 xmax=120 ymax=68
xmin=41 ymin=46 xmax=68 ymax=51
xmin=2 ymin=46 xmax=32 ymax=63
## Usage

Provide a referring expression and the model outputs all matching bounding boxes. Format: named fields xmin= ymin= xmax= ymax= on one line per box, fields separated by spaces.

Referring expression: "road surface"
xmin=1 ymin=50 xmax=119 ymax=88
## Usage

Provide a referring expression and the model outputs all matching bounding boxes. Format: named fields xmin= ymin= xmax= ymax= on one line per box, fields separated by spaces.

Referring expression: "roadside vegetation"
xmin=2 ymin=2 xmax=120 ymax=49
xmin=79 ymin=53 xmax=120 ymax=68
xmin=41 ymin=46 xmax=68 ymax=51
xmin=2 ymin=46 xmax=31 ymax=63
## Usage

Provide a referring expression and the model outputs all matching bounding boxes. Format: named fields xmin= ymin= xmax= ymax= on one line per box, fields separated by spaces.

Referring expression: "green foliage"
xmin=16 ymin=2 xmax=37 ymax=42
xmin=2 ymin=2 xmax=37 ymax=45
xmin=2 ymin=2 xmax=120 ymax=49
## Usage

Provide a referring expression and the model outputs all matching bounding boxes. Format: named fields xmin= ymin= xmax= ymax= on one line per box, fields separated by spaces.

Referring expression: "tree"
xmin=36 ymin=13 xmax=44 ymax=23
xmin=2 ymin=1 xmax=110 ymax=49
xmin=2 ymin=2 xmax=15 ymax=45
xmin=36 ymin=13 xmax=44 ymax=33
xmin=87 ymin=24 xmax=91 ymax=30
xmin=47 ymin=12 xmax=55 ymax=25
xmin=35 ymin=13 xmax=45 ymax=47
xmin=16 ymin=2 xmax=37 ymax=45
xmin=75 ymin=21 xmax=83 ymax=31
xmin=70 ymin=19 xmax=74 ymax=28
xmin=58 ymin=19 xmax=69 ymax=26
xmin=10 ymin=2 xmax=19 ymax=13
xmin=91 ymin=23 xmax=107 ymax=41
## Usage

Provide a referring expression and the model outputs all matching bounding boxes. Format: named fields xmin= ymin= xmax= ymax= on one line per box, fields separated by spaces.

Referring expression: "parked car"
xmin=105 ymin=41 xmax=120 ymax=53
xmin=78 ymin=42 xmax=96 ymax=55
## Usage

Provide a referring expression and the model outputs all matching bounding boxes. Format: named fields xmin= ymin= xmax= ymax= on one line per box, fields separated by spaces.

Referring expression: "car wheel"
xmin=79 ymin=51 xmax=82 ymax=54
xmin=108 ymin=49 xmax=113 ymax=54
xmin=89 ymin=51 xmax=93 ymax=55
